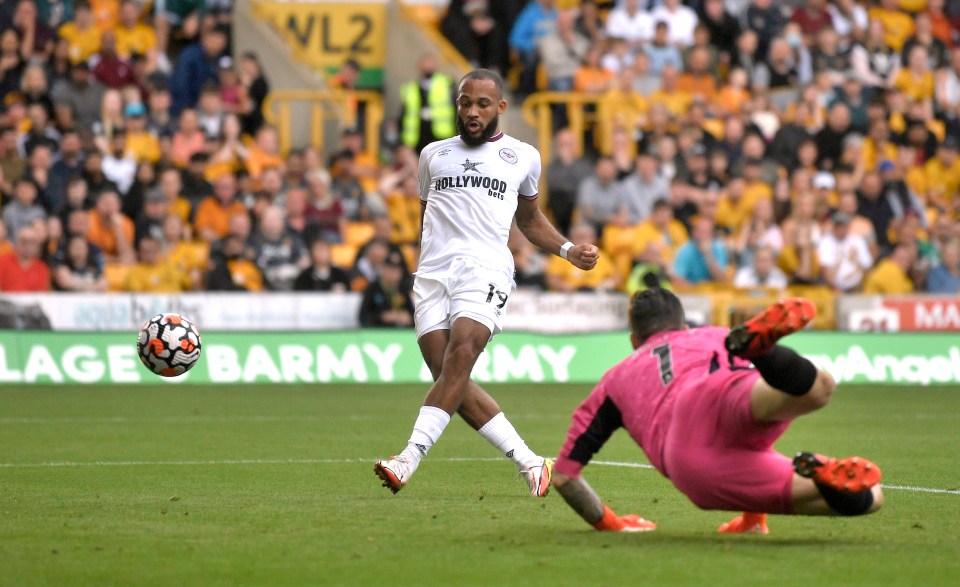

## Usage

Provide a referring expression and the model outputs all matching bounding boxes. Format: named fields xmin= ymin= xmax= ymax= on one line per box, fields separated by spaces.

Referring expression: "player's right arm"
xmin=553 ymin=474 xmax=656 ymax=532
xmin=552 ymin=381 xmax=656 ymax=532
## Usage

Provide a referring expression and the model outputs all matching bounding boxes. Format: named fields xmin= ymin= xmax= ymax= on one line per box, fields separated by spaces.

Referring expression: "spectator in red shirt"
xmin=0 ymin=225 xmax=50 ymax=291
xmin=790 ymin=0 xmax=833 ymax=46
xmin=91 ymin=29 xmax=138 ymax=91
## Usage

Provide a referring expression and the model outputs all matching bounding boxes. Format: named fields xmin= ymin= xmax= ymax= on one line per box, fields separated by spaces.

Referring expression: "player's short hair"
xmin=628 ymin=288 xmax=686 ymax=345
xmin=459 ymin=69 xmax=504 ymax=100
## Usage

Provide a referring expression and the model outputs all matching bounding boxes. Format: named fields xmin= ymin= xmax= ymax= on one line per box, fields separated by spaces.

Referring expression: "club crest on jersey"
xmin=461 ymin=159 xmax=483 ymax=173
xmin=499 ymin=148 xmax=518 ymax=165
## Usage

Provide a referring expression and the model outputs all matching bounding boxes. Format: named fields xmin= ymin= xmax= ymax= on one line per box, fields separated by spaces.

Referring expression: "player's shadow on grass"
xmin=547 ymin=531 xmax=860 ymax=549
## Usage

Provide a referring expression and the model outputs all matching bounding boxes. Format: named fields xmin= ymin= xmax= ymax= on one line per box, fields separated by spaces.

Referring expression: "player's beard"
xmin=457 ymin=115 xmax=499 ymax=146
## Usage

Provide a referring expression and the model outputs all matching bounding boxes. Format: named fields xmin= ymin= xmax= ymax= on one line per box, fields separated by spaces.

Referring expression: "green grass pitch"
xmin=1 ymin=384 xmax=959 ymax=586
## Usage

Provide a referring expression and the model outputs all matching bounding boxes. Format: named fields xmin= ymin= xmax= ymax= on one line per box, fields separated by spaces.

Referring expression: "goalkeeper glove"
xmin=592 ymin=505 xmax=656 ymax=533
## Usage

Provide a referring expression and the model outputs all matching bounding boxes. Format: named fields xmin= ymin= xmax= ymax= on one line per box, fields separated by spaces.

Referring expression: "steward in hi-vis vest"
xmin=399 ymin=56 xmax=456 ymax=153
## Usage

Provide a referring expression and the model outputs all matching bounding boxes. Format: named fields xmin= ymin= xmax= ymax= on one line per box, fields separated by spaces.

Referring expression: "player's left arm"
xmin=515 ymin=197 xmax=598 ymax=271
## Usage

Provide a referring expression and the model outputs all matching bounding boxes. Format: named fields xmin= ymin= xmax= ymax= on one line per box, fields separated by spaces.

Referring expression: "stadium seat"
xmin=330 ymin=243 xmax=358 ymax=268
xmin=343 ymin=222 xmax=376 ymax=247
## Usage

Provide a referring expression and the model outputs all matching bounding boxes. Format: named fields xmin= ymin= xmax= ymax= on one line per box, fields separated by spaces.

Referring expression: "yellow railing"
xmin=521 ymin=92 xmax=603 ymax=164
xmin=261 ymin=89 xmax=385 ymax=158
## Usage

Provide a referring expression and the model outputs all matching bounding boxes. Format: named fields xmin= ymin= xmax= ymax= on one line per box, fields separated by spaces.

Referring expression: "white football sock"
xmin=477 ymin=412 xmax=539 ymax=469
xmin=399 ymin=405 xmax=451 ymax=463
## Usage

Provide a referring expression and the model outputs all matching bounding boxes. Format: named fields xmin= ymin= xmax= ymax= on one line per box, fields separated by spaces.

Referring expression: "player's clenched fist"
xmin=569 ymin=244 xmax=599 ymax=270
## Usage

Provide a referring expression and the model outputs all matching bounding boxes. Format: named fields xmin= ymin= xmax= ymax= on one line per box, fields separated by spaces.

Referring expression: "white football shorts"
xmin=413 ymin=257 xmax=515 ymax=340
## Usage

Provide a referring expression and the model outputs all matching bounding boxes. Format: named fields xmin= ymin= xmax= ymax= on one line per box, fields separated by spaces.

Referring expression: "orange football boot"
xmin=793 ymin=452 xmax=882 ymax=493
xmin=725 ymin=298 xmax=817 ymax=360
xmin=717 ymin=512 xmax=769 ymax=535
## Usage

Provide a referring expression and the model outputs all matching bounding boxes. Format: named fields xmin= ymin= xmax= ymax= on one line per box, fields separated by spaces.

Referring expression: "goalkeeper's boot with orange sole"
xmin=793 ymin=452 xmax=882 ymax=493
xmin=725 ymin=298 xmax=817 ymax=360
xmin=717 ymin=512 xmax=769 ymax=535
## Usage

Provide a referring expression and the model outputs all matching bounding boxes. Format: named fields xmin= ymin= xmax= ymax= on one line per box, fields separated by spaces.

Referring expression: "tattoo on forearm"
xmin=556 ymin=477 xmax=605 ymax=524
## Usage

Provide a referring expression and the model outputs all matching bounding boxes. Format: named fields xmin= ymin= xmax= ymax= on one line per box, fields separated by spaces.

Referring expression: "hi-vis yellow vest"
xmin=400 ymin=75 xmax=456 ymax=147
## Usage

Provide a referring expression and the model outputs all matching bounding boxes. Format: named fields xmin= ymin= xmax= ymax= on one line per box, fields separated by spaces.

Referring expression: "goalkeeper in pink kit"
xmin=552 ymin=289 xmax=884 ymax=534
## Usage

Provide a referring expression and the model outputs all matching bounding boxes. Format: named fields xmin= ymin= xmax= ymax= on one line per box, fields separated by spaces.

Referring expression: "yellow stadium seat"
xmin=330 ymin=243 xmax=358 ymax=268
xmin=343 ymin=222 xmax=376 ymax=247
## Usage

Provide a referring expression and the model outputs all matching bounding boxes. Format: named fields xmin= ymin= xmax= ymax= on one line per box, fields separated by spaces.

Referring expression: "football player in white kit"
xmin=374 ymin=69 xmax=599 ymax=496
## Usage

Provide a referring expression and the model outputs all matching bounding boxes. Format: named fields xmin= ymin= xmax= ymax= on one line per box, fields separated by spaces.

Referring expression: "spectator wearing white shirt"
xmin=817 ymin=210 xmax=873 ymax=292
xmin=827 ymin=0 xmax=868 ymax=48
xmin=605 ymin=0 xmax=654 ymax=49
xmin=733 ymin=245 xmax=788 ymax=289
xmin=650 ymin=0 xmax=699 ymax=47
xmin=101 ymin=131 xmax=137 ymax=195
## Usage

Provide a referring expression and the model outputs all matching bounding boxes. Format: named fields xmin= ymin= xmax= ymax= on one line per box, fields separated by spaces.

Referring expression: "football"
xmin=137 ymin=313 xmax=202 ymax=377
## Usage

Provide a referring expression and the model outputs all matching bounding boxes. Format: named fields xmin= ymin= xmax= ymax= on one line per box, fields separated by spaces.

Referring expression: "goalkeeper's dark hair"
xmin=459 ymin=69 xmax=504 ymax=100
xmin=628 ymin=288 xmax=686 ymax=345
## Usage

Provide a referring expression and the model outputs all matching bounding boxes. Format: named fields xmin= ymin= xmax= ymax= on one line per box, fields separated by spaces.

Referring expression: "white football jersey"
xmin=417 ymin=133 xmax=541 ymax=279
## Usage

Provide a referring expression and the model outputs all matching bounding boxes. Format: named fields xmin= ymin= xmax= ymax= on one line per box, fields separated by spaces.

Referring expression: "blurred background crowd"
xmin=1 ymin=0 xmax=959 ymax=328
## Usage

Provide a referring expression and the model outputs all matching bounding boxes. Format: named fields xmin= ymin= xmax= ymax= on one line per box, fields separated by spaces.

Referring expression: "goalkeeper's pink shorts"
xmin=662 ymin=368 xmax=796 ymax=515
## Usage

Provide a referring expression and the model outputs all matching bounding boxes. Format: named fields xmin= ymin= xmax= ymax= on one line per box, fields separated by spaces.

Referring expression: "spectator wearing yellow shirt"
xmin=863 ymin=241 xmax=917 ymax=293
xmin=155 ymin=167 xmax=192 ymax=225
xmin=205 ymin=233 xmax=264 ymax=291
xmin=194 ymin=174 xmax=248 ymax=243
xmin=204 ymin=113 xmax=249 ymax=182
xmin=676 ymin=47 xmax=717 ymax=103
xmin=123 ymin=235 xmax=188 ymax=292
xmin=85 ymin=188 xmax=135 ymax=263
xmin=113 ymin=0 xmax=157 ymax=70
xmin=649 ymin=65 xmax=693 ymax=118
xmin=715 ymin=175 xmax=765 ymax=234
xmin=58 ymin=2 xmax=102 ymax=64
xmin=632 ymin=199 xmax=689 ymax=263
xmin=893 ymin=44 xmax=936 ymax=104
xmin=245 ymin=125 xmax=284 ymax=185
xmin=740 ymin=156 xmax=773 ymax=201
xmin=715 ymin=67 xmax=751 ymax=115
xmin=122 ymin=102 xmax=161 ymax=163
xmin=922 ymin=138 xmax=960 ymax=210
xmin=573 ymin=44 xmax=616 ymax=94
xmin=546 ymin=223 xmax=620 ymax=291
xmin=162 ymin=214 xmax=209 ymax=289
xmin=598 ymin=71 xmax=648 ymax=152
xmin=869 ymin=0 xmax=915 ymax=51
xmin=861 ymin=118 xmax=899 ymax=172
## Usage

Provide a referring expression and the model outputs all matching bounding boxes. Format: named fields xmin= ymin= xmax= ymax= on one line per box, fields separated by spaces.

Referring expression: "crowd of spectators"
xmin=2 ymin=0 xmax=960 ymax=321
xmin=493 ymin=0 xmax=960 ymax=296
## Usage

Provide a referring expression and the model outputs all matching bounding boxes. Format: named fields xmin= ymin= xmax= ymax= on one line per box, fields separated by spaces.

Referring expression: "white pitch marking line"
xmin=0 ymin=457 xmax=956 ymax=496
